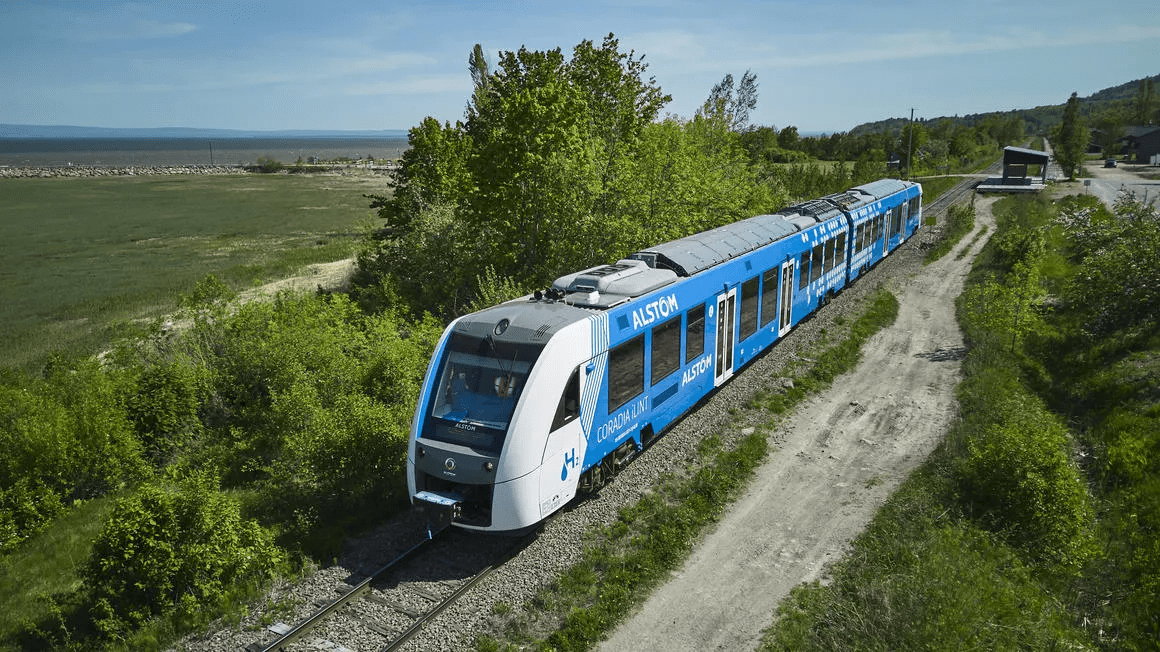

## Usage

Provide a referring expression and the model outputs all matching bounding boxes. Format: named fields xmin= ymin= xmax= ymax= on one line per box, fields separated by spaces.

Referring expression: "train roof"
xmin=459 ymin=297 xmax=593 ymax=344
xmin=626 ymin=212 xmax=803 ymax=278
xmin=545 ymin=179 xmax=919 ymax=311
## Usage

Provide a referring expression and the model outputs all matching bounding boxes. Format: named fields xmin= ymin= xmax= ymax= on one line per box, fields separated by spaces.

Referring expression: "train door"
xmin=778 ymin=259 xmax=794 ymax=337
xmin=540 ymin=365 xmax=584 ymax=518
xmin=714 ymin=289 xmax=736 ymax=387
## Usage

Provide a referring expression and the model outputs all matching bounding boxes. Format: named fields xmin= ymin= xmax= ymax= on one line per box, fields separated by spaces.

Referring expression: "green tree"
xmin=703 ymin=70 xmax=758 ymax=132
xmin=1053 ymin=92 xmax=1087 ymax=179
xmin=1063 ymin=192 xmax=1160 ymax=334
xmin=367 ymin=116 xmax=472 ymax=235
xmin=777 ymin=125 xmax=799 ymax=150
xmin=1135 ymin=78 xmax=1155 ymax=125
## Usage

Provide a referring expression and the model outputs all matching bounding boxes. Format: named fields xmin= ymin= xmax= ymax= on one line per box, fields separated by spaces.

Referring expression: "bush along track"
xmin=475 ymin=288 xmax=900 ymax=652
xmin=763 ymin=191 xmax=1160 ymax=650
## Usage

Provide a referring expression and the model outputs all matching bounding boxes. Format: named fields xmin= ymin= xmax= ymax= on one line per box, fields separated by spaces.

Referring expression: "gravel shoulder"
xmin=601 ymin=195 xmax=997 ymax=652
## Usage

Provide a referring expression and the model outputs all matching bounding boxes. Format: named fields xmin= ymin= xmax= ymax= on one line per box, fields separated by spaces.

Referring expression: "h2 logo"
xmin=560 ymin=448 xmax=577 ymax=481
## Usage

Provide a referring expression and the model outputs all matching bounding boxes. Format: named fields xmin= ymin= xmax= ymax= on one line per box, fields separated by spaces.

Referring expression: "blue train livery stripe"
xmin=580 ymin=313 xmax=609 ymax=439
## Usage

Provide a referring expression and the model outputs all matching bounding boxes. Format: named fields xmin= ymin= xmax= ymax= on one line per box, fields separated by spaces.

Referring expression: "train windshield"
xmin=422 ymin=331 xmax=544 ymax=454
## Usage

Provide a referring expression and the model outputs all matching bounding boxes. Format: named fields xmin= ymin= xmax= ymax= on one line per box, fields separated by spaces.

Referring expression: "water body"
xmin=0 ymin=136 xmax=409 ymax=167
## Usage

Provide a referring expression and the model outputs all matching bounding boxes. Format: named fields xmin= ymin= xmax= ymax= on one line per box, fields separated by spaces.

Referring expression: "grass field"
xmin=0 ymin=171 xmax=386 ymax=370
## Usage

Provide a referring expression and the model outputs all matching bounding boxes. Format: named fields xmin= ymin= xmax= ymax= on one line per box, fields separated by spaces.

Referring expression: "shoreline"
xmin=0 ymin=163 xmax=397 ymax=179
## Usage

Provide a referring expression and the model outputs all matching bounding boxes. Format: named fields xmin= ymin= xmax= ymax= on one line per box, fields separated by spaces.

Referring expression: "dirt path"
xmin=237 ymin=257 xmax=357 ymax=301
xmin=601 ymin=196 xmax=998 ymax=652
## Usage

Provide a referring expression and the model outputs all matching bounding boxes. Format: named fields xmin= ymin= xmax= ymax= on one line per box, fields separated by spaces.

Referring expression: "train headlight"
xmin=484 ymin=461 xmax=495 ymax=472
xmin=418 ymin=446 xmax=426 ymax=458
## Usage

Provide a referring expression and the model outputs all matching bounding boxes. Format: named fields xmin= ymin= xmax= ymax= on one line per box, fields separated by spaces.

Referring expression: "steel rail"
xmin=382 ymin=520 xmax=545 ymax=651
xmin=257 ymin=528 xmax=446 ymax=652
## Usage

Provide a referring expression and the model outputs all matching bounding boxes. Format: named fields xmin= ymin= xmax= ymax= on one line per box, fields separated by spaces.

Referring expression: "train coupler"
xmin=414 ymin=490 xmax=463 ymax=536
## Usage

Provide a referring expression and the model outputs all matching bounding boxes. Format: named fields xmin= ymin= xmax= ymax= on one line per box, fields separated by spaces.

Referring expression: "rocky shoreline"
xmin=0 ymin=164 xmax=250 ymax=178
xmin=0 ymin=163 xmax=396 ymax=178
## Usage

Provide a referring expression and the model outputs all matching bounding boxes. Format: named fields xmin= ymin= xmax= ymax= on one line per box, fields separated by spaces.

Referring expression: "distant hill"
xmin=0 ymin=124 xmax=409 ymax=139
xmin=849 ymin=73 xmax=1160 ymax=136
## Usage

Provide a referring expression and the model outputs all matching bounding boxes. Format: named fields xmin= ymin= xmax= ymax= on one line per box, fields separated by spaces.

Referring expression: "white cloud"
xmin=751 ymin=25 xmax=1160 ymax=68
xmin=125 ymin=18 xmax=197 ymax=40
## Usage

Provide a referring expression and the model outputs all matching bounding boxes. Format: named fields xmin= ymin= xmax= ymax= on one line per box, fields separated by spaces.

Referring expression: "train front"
xmin=406 ymin=301 xmax=587 ymax=533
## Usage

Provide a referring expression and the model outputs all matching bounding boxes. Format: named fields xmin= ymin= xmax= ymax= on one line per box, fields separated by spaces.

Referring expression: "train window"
xmin=798 ymin=252 xmax=810 ymax=290
xmin=686 ymin=304 xmax=706 ymax=363
xmin=824 ymin=239 xmax=835 ymax=272
xmin=651 ymin=316 xmax=682 ymax=385
xmin=423 ymin=332 xmax=545 ymax=454
xmin=608 ymin=333 xmax=644 ymax=411
xmin=760 ymin=268 xmax=778 ymax=327
xmin=551 ymin=368 xmax=581 ymax=432
xmin=874 ymin=214 xmax=883 ymax=242
xmin=836 ymin=232 xmax=847 ymax=265
xmin=855 ymin=224 xmax=865 ymax=253
xmin=739 ymin=276 xmax=759 ymax=340
xmin=810 ymin=244 xmax=823 ymax=282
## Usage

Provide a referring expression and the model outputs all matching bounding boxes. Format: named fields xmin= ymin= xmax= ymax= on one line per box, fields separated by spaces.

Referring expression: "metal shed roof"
xmin=628 ymin=213 xmax=803 ymax=278
xmin=1003 ymin=146 xmax=1050 ymax=166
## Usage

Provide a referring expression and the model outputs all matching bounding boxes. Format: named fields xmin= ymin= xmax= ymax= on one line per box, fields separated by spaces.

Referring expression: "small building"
xmin=1127 ymin=126 xmax=1160 ymax=163
xmin=978 ymin=146 xmax=1051 ymax=193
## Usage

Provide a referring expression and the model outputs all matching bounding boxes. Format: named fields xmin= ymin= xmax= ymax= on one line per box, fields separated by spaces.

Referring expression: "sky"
xmin=2 ymin=1 xmax=1158 ymax=135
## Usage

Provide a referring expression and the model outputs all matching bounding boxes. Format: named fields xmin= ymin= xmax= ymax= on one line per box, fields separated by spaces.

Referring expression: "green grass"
xmin=913 ymin=175 xmax=960 ymax=205
xmin=923 ymin=199 xmax=976 ymax=264
xmin=0 ymin=495 xmax=120 ymax=650
xmin=0 ymin=172 xmax=384 ymax=370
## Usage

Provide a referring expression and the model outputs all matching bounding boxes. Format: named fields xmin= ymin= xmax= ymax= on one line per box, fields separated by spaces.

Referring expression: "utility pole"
xmin=906 ymin=107 xmax=914 ymax=180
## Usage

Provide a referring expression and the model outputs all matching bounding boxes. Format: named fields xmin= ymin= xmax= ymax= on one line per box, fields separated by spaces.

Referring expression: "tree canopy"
xmin=359 ymin=35 xmax=782 ymax=317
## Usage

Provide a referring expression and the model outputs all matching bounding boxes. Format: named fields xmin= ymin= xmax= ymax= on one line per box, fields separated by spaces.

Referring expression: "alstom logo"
xmin=631 ymin=294 xmax=679 ymax=330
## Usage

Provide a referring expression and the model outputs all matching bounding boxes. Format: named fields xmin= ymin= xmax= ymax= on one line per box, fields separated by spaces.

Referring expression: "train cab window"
xmin=824 ymin=239 xmax=835 ymax=272
xmin=739 ymin=276 xmax=759 ymax=340
xmin=760 ymin=268 xmax=778 ymax=328
xmin=810 ymin=244 xmax=823 ymax=282
xmin=685 ymin=304 xmax=706 ymax=363
xmin=551 ymin=368 xmax=581 ymax=432
xmin=608 ymin=333 xmax=644 ymax=411
xmin=798 ymin=252 xmax=810 ymax=290
xmin=835 ymin=232 xmax=847 ymax=265
xmin=423 ymin=332 xmax=544 ymax=454
xmin=651 ymin=316 xmax=682 ymax=385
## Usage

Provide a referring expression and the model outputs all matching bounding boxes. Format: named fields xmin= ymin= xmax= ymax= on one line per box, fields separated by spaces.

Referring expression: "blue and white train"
xmin=406 ymin=178 xmax=922 ymax=532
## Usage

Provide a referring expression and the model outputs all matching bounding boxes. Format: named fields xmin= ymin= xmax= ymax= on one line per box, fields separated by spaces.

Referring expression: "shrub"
xmin=0 ymin=361 xmax=148 ymax=551
xmin=254 ymin=157 xmax=284 ymax=173
xmin=958 ymin=386 xmax=1095 ymax=569
xmin=121 ymin=360 xmax=203 ymax=467
xmin=82 ymin=474 xmax=281 ymax=641
xmin=764 ymin=522 xmax=1091 ymax=650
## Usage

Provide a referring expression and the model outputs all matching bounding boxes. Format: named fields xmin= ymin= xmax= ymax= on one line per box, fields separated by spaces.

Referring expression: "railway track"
xmin=245 ymin=525 xmax=539 ymax=652
xmin=919 ymin=165 xmax=994 ymax=217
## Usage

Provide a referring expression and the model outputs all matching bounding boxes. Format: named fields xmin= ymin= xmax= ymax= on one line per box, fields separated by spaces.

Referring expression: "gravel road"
xmin=171 ymin=188 xmax=985 ymax=652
